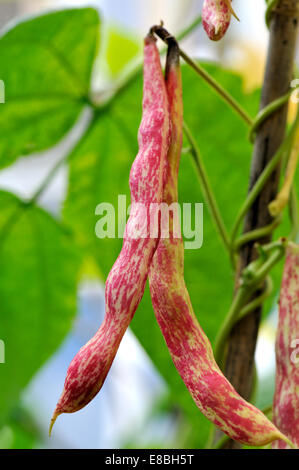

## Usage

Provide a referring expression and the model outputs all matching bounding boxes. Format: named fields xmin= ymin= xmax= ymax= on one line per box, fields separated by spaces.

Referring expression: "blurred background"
xmin=0 ymin=0 xmax=297 ymax=449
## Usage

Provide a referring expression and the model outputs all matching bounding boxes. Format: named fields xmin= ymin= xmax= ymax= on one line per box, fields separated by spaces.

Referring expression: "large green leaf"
xmin=0 ymin=8 xmax=100 ymax=168
xmin=0 ymin=191 xmax=80 ymax=422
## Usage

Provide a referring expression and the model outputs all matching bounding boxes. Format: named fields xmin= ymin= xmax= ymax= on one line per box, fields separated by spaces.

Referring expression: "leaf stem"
xmin=265 ymin=0 xmax=279 ymax=27
xmin=179 ymin=49 xmax=253 ymax=126
xmin=176 ymin=15 xmax=202 ymax=41
xmin=30 ymin=113 xmax=99 ymax=204
xmin=184 ymin=123 xmax=231 ymax=253
xmin=233 ymin=217 xmax=281 ymax=252
xmin=262 ymin=404 xmax=273 ymax=417
xmin=269 ymin=125 xmax=299 ymax=217
xmin=151 ymin=25 xmax=253 ymax=127
xmin=289 ymin=185 xmax=299 ymax=241
xmin=213 ymin=434 xmax=230 ymax=449
xmin=214 ymin=286 xmax=248 ymax=368
xmin=249 ymin=90 xmax=295 ymax=142
xmin=253 ymin=244 xmax=286 ymax=285
xmin=108 ymin=16 xmax=202 ymax=106
xmin=230 ymin=111 xmax=299 ymax=249
xmin=215 ymin=241 xmax=286 ymax=368
xmin=238 ymin=276 xmax=273 ymax=320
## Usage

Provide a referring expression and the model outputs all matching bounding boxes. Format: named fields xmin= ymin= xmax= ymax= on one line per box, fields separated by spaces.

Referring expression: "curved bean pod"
xmin=148 ymin=40 xmax=288 ymax=448
xmin=50 ymin=35 xmax=170 ymax=433
xmin=272 ymin=243 xmax=299 ymax=449
xmin=202 ymin=0 xmax=237 ymax=41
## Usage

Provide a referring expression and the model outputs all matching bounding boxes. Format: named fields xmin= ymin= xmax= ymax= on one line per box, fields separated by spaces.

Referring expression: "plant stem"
xmin=176 ymin=15 xmax=202 ymax=41
xmin=213 ymin=434 xmax=230 ymax=449
xmin=219 ymin=1 xmax=299 ymax=449
xmin=184 ymin=123 xmax=231 ymax=253
xmin=269 ymin=125 xmax=299 ymax=216
xmin=231 ymin=111 xmax=299 ymax=248
xmin=233 ymin=217 xmax=281 ymax=252
xmin=30 ymin=114 xmax=98 ymax=204
xmin=109 ymin=16 xmax=202 ymax=105
xmin=215 ymin=241 xmax=285 ymax=376
xmin=265 ymin=0 xmax=279 ymax=26
xmin=151 ymin=25 xmax=253 ymax=127
xmin=289 ymin=185 xmax=299 ymax=241
xmin=30 ymin=156 xmax=69 ymax=205
xmin=238 ymin=276 xmax=273 ymax=319
xmin=214 ymin=287 xmax=248 ymax=368
xmin=253 ymin=245 xmax=286 ymax=284
xmin=179 ymin=50 xmax=253 ymax=126
xmin=249 ymin=90 xmax=295 ymax=142
xmin=262 ymin=404 xmax=273 ymax=417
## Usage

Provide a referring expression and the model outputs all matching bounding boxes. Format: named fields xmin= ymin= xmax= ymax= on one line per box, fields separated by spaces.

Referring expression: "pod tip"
xmin=49 ymin=410 xmax=61 ymax=437
xmin=280 ymin=435 xmax=297 ymax=449
xmin=229 ymin=4 xmax=240 ymax=21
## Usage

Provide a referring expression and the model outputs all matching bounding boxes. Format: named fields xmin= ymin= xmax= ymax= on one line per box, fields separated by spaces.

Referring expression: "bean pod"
xmin=202 ymin=0 xmax=237 ymax=41
xmin=50 ymin=35 xmax=170 ymax=433
xmin=272 ymin=243 xmax=299 ymax=449
xmin=149 ymin=40 xmax=288 ymax=448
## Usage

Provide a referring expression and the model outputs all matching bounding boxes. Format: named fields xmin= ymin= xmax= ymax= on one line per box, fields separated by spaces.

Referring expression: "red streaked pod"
xmin=50 ymin=35 xmax=170 ymax=433
xmin=272 ymin=243 xmax=299 ymax=449
xmin=202 ymin=0 xmax=238 ymax=41
xmin=148 ymin=40 xmax=289 ymax=448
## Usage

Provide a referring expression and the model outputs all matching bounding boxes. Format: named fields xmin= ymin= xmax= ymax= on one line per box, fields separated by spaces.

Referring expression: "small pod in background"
xmin=202 ymin=0 xmax=238 ymax=41
xmin=272 ymin=243 xmax=299 ymax=449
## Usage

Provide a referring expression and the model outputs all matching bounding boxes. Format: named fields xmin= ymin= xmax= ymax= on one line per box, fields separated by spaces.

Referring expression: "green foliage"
xmin=0 ymin=5 xmax=294 ymax=449
xmin=64 ymin=110 xmax=135 ymax=279
xmin=0 ymin=9 xmax=96 ymax=431
xmin=0 ymin=191 xmax=80 ymax=423
xmin=0 ymin=8 xmax=100 ymax=168
xmin=106 ymin=28 xmax=140 ymax=76
xmin=0 ymin=405 xmax=39 ymax=449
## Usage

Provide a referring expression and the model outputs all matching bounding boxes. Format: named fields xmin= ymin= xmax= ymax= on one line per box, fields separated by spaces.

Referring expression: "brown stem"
xmin=219 ymin=0 xmax=299 ymax=449
xmin=150 ymin=24 xmax=253 ymax=126
xmin=149 ymin=24 xmax=178 ymax=49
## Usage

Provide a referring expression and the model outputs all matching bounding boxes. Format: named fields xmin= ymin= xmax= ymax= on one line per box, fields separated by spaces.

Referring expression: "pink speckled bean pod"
xmin=202 ymin=0 xmax=236 ymax=41
xmin=50 ymin=35 xmax=170 ymax=433
xmin=272 ymin=243 xmax=299 ymax=449
xmin=149 ymin=40 xmax=288 ymax=447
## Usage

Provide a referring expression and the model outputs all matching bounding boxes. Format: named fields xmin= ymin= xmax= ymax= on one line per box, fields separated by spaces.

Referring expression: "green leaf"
xmin=0 ymin=191 xmax=80 ymax=422
xmin=63 ymin=63 xmax=262 ymax=447
xmin=0 ymin=8 xmax=100 ymax=168
xmin=106 ymin=28 xmax=140 ymax=77
xmin=0 ymin=405 xmax=39 ymax=449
